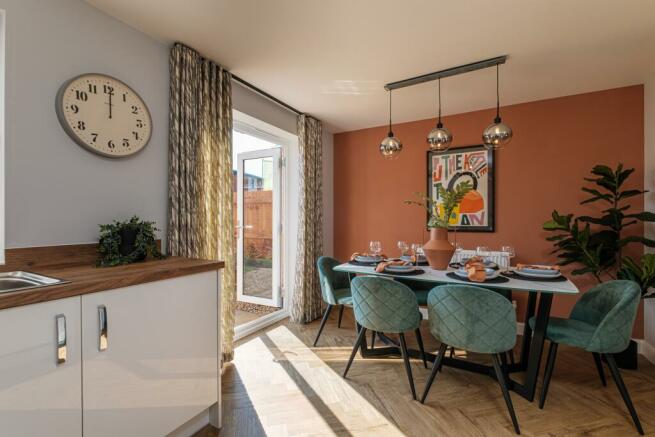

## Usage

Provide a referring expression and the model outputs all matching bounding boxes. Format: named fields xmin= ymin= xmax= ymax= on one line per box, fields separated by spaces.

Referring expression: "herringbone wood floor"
xmin=197 ymin=310 xmax=655 ymax=436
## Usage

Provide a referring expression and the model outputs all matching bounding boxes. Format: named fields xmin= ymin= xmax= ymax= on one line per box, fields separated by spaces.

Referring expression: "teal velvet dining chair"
xmin=421 ymin=284 xmax=521 ymax=435
xmin=315 ymin=256 xmax=353 ymax=346
xmin=343 ymin=276 xmax=427 ymax=400
xmin=530 ymin=280 xmax=644 ymax=435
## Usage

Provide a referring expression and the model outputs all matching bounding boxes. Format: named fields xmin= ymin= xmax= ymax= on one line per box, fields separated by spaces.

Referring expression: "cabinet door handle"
xmin=56 ymin=314 xmax=67 ymax=365
xmin=98 ymin=305 xmax=108 ymax=351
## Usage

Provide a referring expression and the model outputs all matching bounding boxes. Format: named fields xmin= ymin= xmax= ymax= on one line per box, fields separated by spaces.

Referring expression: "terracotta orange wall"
xmin=334 ymin=85 xmax=645 ymax=337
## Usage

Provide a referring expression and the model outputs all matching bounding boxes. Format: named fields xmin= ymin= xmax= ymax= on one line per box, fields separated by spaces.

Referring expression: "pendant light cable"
xmin=388 ymin=90 xmax=393 ymax=136
xmin=495 ymin=64 xmax=501 ymax=123
xmin=437 ymin=78 xmax=443 ymax=128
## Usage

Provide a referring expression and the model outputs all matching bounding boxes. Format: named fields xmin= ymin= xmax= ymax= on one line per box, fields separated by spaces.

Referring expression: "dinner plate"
xmin=400 ymin=255 xmax=426 ymax=262
xmin=514 ymin=269 xmax=562 ymax=279
xmin=385 ymin=264 xmax=415 ymax=273
xmin=460 ymin=258 xmax=499 ymax=270
xmin=517 ymin=267 xmax=560 ymax=276
xmin=455 ymin=268 xmax=500 ymax=280
xmin=355 ymin=255 xmax=383 ymax=263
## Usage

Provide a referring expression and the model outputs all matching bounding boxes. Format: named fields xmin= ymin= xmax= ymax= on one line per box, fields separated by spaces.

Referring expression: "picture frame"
xmin=426 ymin=144 xmax=495 ymax=232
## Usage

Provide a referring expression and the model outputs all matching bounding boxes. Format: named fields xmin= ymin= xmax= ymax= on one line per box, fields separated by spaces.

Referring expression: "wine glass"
xmin=369 ymin=241 xmax=382 ymax=257
xmin=475 ymin=245 xmax=489 ymax=257
xmin=397 ymin=241 xmax=409 ymax=258
xmin=501 ymin=245 xmax=515 ymax=271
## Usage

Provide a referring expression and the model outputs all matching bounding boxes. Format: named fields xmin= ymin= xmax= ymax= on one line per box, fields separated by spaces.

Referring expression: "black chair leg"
xmin=491 ymin=354 xmax=521 ymax=435
xmin=415 ymin=328 xmax=428 ymax=369
xmin=605 ymin=354 xmax=644 ymax=435
xmin=343 ymin=327 xmax=367 ymax=378
xmin=539 ymin=342 xmax=559 ymax=409
xmin=337 ymin=305 xmax=345 ymax=328
xmin=449 ymin=346 xmax=455 ymax=357
xmin=313 ymin=305 xmax=332 ymax=347
xmin=370 ymin=331 xmax=376 ymax=349
xmin=508 ymin=349 xmax=515 ymax=366
xmin=592 ymin=352 xmax=607 ymax=387
xmin=421 ymin=343 xmax=448 ymax=403
xmin=398 ymin=333 xmax=417 ymax=400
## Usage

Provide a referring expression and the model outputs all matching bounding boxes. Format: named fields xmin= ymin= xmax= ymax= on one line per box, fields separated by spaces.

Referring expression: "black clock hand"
xmin=108 ymin=91 xmax=113 ymax=119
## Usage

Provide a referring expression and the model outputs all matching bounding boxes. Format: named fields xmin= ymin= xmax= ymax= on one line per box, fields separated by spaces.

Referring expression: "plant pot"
xmin=422 ymin=228 xmax=454 ymax=270
xmin=119 ymin=228 xmax=146 ymax=261
xmin=603 ymin=339 xmax=638 ymax=370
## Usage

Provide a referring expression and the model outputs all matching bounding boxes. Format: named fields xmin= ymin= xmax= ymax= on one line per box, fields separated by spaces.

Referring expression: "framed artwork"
xmin=427 ymin=145 xmax=495 ymax=232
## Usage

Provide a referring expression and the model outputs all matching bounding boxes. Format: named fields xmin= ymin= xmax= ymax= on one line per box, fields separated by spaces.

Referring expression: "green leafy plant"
xmin=618 ymin=254 xmax=655 ymax=298
xmin=98 ymin=216 xmax=164 ymax=267
xmin=543 ymin=164 xmax=655 ymax=288
xmin=404 ymin=181 xmax=473 ymax=229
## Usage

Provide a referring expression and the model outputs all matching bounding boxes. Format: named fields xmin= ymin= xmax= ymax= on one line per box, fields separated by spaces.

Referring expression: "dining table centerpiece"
xmin=405 ymin=181 xmax=472 ymax=269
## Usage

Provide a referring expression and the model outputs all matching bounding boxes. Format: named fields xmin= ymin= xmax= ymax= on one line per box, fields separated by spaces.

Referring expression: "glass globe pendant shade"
xmin=427 ymin=122 xmax=452 ymax=151
xmin=482 ymin=116 xmax=513 ymax=150
xmin=379 ymin=132 xmax=403 ymax=159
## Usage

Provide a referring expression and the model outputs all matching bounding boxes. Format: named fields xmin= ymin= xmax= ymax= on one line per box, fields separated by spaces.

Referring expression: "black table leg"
xmin=509 ymin=292 xmax=553 ymax=402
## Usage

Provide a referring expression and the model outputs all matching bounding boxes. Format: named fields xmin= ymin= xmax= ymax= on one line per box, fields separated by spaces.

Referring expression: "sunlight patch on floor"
xmin=234 ymin=325 xmax=405 ymax=436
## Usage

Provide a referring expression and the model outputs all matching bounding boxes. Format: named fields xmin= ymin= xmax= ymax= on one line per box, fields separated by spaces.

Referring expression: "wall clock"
xmin=56 ymin=73 xmax=152 ymax=158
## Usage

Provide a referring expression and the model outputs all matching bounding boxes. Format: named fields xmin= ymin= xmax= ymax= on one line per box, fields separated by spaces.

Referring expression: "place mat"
xmin=445 ymin=272 xmax=510 ymax=284
xmin=384 ymin=268 xmax=425 ymax=276
xmin=502 ymin=271 xmax=568 ymax=282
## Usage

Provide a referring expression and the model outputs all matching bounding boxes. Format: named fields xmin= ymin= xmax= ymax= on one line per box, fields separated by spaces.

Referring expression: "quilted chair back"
xmin=570 ymin=280 xmax=641 ymax=353
xmin=351 ymin=276 xmax=421 ymax=333
xmin=427 ymin=284 xmax=517 ymax=354
xmin=317 ymin=256 xmax=351 ymax=305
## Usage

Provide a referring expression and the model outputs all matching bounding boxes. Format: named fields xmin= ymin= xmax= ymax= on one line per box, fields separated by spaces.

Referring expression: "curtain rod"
xmin=173 ymin=42 xmax=302 ymax=116
xmin=232 ymin=75 xmax=302 ymax=116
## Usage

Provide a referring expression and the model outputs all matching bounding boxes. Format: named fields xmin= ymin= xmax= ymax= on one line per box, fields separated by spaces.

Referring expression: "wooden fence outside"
xmin=234 ymin=190 xmax=273 ymax=259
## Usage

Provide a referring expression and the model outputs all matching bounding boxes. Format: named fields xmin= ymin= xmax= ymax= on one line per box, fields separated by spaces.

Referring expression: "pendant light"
xmin=482 ymin=64 xmax=513 ymax=150
xmin=379 ymin=90 xmax=403 ymax=159
xmin=427 ymin=78 xmax=453 ymax=151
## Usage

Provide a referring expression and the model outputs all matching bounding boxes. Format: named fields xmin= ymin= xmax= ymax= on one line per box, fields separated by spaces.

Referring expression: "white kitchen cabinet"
xmin=0 ymin=297 xmax=82 ymax=437
xmin=81 ymin=271 xmax=219 ymax=437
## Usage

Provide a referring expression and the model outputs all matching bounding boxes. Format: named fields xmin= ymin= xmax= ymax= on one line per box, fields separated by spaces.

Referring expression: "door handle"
xmin=98 ymin=305 xmax=108 ymax=351
xmin=55 ymin=314 xmax=67 ymax=365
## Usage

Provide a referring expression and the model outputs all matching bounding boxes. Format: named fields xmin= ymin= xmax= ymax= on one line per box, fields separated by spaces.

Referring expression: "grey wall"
xmin=1 ymin=0 xmax=169 ymax=248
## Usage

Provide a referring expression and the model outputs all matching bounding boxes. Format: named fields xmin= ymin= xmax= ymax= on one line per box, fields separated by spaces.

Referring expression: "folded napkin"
xmin=375 ymin=260 xmax=410 ymax=273
xmin=516 ymin=263 xmax=560 ymax=271
xmin=350 ymin=252 xmax=387 ymax=261
xmin=465 ymin=256 xmax=486 ymax=282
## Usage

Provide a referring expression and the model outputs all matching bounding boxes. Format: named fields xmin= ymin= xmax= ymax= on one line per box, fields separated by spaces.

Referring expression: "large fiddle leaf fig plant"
xmin=543 ymin=164 xmax=655 ymax=297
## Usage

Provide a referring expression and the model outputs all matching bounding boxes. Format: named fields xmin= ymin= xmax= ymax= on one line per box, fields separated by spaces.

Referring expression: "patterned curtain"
xmin=291 ymin=115 xmax=325 ymax=323
xmin=168 ymin=43 xmax=237 ymax=363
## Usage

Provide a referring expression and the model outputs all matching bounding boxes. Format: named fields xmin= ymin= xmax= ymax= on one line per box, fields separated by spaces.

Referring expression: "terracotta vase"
xmin=422 ymin=228 xmax=454 ymax=270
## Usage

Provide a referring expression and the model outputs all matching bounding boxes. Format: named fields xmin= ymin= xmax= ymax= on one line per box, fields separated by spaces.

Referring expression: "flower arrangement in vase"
xmin=404 ymin=181 xmax=472 ymax=269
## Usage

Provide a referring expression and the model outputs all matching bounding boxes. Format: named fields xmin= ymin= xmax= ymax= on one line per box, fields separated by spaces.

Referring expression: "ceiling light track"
xmin=384 ymin=55 xmax=507 ymax=91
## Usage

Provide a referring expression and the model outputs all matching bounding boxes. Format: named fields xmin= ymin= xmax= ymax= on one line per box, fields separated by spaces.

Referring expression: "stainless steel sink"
xmin=0 ymin=271 xmax=68 ymax=293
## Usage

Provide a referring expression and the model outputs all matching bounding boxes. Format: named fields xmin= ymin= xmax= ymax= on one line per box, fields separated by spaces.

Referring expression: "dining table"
xmin=333 ymin=262 xmax=580 ymax=403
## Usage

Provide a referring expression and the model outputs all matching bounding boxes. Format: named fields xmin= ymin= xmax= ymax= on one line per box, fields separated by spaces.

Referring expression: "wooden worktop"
xmin=0 ymin=244 xmax=224 ymax=311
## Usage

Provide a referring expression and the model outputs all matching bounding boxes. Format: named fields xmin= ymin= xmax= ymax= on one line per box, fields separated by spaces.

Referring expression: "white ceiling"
xmin=86 ymin=0 xmax=655 ymax=133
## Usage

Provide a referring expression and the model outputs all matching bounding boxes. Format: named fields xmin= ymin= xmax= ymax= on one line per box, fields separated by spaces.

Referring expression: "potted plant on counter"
xmin=543 ymin=163 xmax=655 ymax=368
xmin=405 ymin=181 xmax=472 ymax=270
xmin=98 ymin=216 xmax=165 ymax=267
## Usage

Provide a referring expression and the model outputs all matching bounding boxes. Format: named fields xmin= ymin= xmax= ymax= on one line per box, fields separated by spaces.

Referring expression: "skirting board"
xmin=234 ymin=309 xmax=290 ymax=340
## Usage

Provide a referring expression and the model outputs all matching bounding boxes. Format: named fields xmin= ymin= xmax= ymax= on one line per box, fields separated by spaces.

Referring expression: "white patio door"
xmin=236 ymin=148 xmax=282 ymax=307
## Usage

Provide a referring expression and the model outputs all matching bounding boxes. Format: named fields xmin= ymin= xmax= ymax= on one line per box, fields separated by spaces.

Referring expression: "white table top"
xmin=333 ymin=263 xmax=579 ymax=295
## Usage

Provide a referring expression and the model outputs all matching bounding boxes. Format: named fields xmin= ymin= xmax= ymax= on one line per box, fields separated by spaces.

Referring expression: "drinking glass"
xmin=369 ymin=241 xmax=382 ymax=256
xmin=501 ymin=245 xmax=515 ymax=271
xmin=475 ymin=245 xmax=489 ymax=257
xmin=454 ymin=242 xmax=463 ymax=263
xmin=397 ymin=241 xmax=409 ymax=257
xmin=411 ymin=243 xmax=423 ymax=265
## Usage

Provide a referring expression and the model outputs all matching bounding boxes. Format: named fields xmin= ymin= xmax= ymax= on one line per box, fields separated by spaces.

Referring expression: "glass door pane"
xmin=236 ymin=148 xmax=281 ymax=308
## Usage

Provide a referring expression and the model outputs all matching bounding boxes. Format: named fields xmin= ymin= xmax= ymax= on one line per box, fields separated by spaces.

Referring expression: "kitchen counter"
xmin=0 ymin=244 xmax=224 ymax=310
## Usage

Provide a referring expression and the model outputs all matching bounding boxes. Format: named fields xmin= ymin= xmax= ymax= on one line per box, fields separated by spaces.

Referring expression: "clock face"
xmin=56 ymin=73 xmax=152 ymax=158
